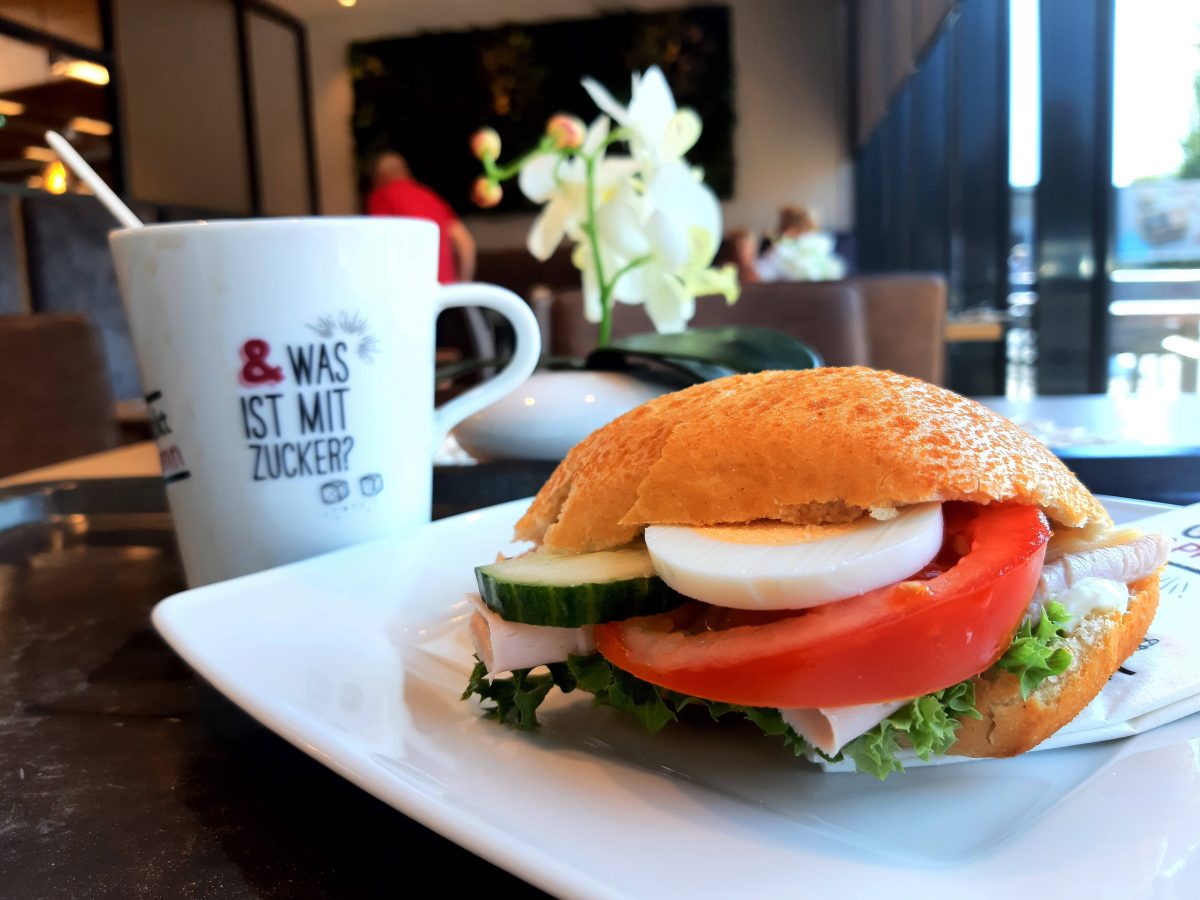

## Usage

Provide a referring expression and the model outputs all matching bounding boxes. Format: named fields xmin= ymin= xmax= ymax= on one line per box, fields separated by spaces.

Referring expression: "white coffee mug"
xmin=110 ymin=217 xmax=540 ymax=587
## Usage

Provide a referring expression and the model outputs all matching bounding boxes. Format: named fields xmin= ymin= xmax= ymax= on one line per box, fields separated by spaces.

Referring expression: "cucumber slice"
xmin=476 ymin=547 xmax=682 ymax=627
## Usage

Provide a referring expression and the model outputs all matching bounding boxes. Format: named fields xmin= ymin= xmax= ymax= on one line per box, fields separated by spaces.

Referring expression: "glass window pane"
xmin=1007 ymin=0 xmax=1040 ymax=399
xmin=114 ymin=0 xmax=252 ymax=214
xmin=1110 ymin=0 xmax=1200 ymax=396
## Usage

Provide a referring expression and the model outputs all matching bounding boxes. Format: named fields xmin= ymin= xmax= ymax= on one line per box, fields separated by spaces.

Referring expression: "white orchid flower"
xmin=641 ymin=162 xmax=721 ymax=267
xmin=519 ymin=117 xmax=636 ymax=261
xmin=582 ymin=66 xmax=702 ymax=168
xmin=610 ymin=226 xmax=737 ymax=333
xmin=481 ymin=67 xmax=735 ymax=341
xmin=576 ymin=176 xmax=710 ymax=332
xmin=768 ymin=233 xmax=847 ymax=281
xmin=594 ymin=181 xmax=650 ymax=262
xmin=590 ymin=164 xmax=720 ymax=282
xmin=596 ymin=161 xmax=723 ymax=330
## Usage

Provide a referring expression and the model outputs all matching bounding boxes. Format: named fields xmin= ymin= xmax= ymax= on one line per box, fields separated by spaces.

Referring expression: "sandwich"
xmin=462 ymin=368 xmax=1168 ymax=778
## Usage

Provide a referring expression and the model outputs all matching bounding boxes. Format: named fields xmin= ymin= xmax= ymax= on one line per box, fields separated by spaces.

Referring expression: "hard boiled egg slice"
xmin=645 ymin=503 xmax=944 ymax=611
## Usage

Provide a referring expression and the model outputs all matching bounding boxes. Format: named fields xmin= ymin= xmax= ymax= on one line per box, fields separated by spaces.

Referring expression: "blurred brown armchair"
xmin=474 ymin=246 xmax=578 ymax=299
xmin=550 ymin=281 xmax=870 ymax=367
xmin=846 ymin=274 xmax=947 ymax=384
xmin=0 ymin=314 xmax=119 ymax=478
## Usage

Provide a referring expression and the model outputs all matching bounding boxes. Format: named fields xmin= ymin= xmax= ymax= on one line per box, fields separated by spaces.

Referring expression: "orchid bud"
xmin=469 ymin=127 xmax=502 ymax=161
xmin=471 ymin=176 xmax=502 ymax=208
xmin=545 ymin=113 xmax=586 ymax=150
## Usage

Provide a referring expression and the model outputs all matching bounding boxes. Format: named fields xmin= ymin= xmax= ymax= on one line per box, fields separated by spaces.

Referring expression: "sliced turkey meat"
xmin=779 ymin=700 xmax=908 ymax=756
xmin=467 ymin=594 xmax=595 ymax=676
xmin=1033 ymin=531 xmax=1169 ymax=606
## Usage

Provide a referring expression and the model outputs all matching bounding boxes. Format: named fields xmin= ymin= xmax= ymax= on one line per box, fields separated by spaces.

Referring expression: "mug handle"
xmin=432 ymin=282 xmax=542 ymax=450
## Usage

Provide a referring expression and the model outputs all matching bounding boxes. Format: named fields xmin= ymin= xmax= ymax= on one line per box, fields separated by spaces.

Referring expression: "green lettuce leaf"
xmin=461 ymin=657 xmax=577 ymax=728
xmin=462 ymin=601 xmax=1076 ymax=778
xmin=840 ymin=680 xmax=981 ymax=779
xmin=463 ymin=653 xmax=814 ymax=748
xmin=464 ymin=655 xmax=982 ymax=779
xmin=567 ymin=652 xmax=678 ymax=733
xmin=566 ymin=654 xmax=819 ymax=755
xmin=993 ymin=600 xmax=1074 ymax=699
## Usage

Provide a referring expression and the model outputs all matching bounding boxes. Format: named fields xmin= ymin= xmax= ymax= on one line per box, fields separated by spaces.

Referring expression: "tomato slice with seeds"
xmin=594 ymin=503 xmax=1050 ymax=708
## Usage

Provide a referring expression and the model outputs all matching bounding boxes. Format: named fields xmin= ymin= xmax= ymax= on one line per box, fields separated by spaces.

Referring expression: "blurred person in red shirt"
xmin=367 ymin=152 xmax=476 ymax=284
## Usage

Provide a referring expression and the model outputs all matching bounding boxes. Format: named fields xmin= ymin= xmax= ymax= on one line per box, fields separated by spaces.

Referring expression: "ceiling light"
xmin=337 ymin=0 xmax=357 ymax=6
xmin=1162 ymin=334 xmax=1200 ymax=361
xmin=0 ymin=99 xmax=25 ymax=116
xmin=67 ymin=116 xmax=112 ymax=136
xmin=23 ymin=146 xmax=57 ymax=162
xmin=43 ymin=160 xmax=68 ymax=195
xmin=50 ymin=59 xmax=110 ymax=86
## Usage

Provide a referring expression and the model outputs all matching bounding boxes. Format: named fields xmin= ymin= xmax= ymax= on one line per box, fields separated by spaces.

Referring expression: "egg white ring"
xmin=645 ymin=502 xmax=945 ymax=611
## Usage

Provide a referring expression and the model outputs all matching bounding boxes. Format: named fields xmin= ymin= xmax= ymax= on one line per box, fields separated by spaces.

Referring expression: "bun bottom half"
xmin=950 ymin=573 xmax=1161 ymax=758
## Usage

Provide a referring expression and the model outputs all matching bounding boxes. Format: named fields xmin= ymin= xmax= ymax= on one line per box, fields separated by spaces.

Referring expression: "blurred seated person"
xmin=725 ymin=229 xmax=762 ymax=283
xmin=367 ymin=151 xmax=476 ymax=283
xmin=753 ymin=205 xmax=846 ymax=282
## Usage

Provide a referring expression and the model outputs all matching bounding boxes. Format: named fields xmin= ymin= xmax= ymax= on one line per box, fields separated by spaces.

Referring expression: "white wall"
xmin=0 ymin=33 xmax=51 ymax=92
xmin=114 ymin=0 xmax=252 ymax=213
xmin=304 ymin=0 xmax=850 ymax=249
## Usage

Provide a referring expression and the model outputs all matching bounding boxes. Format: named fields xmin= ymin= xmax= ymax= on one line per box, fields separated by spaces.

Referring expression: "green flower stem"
xmin=608 ymin=254 xmax=652 ymax=298
xmin=582 ymin=151 xmax=613 ymax=346
xmin=597 ymin=290 xmax=614 ymax=346
xmin=600 ymin=127 xmax=630 ymax=150
xmin=484 ymin=124 xmax=640 ymax=348
xmin=581 ymin=141 xmax=647 ymax=347
xmin=484 ymin=139 xmax=554 ymax=182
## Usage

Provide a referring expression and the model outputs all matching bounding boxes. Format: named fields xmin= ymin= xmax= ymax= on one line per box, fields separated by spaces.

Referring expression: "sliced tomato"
xmin=594 ymin=503 xmax=1050 ymax=708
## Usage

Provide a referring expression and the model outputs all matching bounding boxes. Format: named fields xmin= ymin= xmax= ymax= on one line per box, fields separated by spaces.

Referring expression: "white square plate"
xmin=154 ymin=496 xmax=1200 ymax=899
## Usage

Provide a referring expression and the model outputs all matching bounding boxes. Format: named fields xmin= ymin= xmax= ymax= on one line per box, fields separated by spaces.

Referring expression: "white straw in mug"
xmin=44 ymin=130 xmax=144 ymax=230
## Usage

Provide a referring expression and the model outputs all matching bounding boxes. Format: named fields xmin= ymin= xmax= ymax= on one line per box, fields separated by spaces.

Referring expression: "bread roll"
xmin=513 ymin=367 xmax=1152 ymax=762
xmin=517 ymin=368 xmax=1109 ymax=553
xmin=953 ymin=574 xmax=1160 ymax=757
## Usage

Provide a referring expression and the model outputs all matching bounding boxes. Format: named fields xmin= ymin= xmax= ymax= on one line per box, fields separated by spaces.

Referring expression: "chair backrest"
xmin=437 ymin=306 xmax=497 ymax=361
xmin=0 ymin=195 xmax=25 ymax=316
xmin=22 ymin=194 xmax=157 ymax=400
xmin=0 ymin=313 xmax=119 ymax=478
xmin=474 ymin=246 xmax=578 ymax=299
xmin=847 ymin=273 xmax=947 ymax=384
xmin=551 ymin=281 xmax=870 ymax=367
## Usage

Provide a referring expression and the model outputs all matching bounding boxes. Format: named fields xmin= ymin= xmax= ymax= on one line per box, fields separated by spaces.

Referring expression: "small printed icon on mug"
xmin=320 ymin=480 xmax=350 ymax=504
xmin=360 ymin=473 xmax=384 ymax=497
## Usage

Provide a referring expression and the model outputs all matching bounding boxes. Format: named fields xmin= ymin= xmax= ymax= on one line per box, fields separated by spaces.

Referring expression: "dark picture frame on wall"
xmin=348 ymin=6 xmax=735 ymax=215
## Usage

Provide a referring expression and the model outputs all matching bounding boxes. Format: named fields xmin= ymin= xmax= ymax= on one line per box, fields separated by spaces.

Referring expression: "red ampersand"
xmin=239 ymin=339 xmax=284 ymax=386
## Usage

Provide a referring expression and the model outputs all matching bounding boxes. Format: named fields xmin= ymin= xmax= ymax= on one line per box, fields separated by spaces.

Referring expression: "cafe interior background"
xmin=4 ymin=0 xmax=1200 ymax=894
xmin=1 ymin=0 xmax=1198 ymax=471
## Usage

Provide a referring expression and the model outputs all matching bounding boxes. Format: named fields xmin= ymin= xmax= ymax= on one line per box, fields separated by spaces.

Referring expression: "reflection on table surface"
xmin=977 ymin=393 xmax=1200 ymax=452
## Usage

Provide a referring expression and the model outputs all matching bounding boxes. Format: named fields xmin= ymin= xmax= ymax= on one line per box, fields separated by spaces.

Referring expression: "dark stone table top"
xmin=0 ymin=467 xmax=554 ymax=898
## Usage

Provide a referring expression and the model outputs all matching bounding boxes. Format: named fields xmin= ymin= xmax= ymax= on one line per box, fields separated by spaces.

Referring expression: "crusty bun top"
xmin=515 ymin=367 xmax=1109 ymax=553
